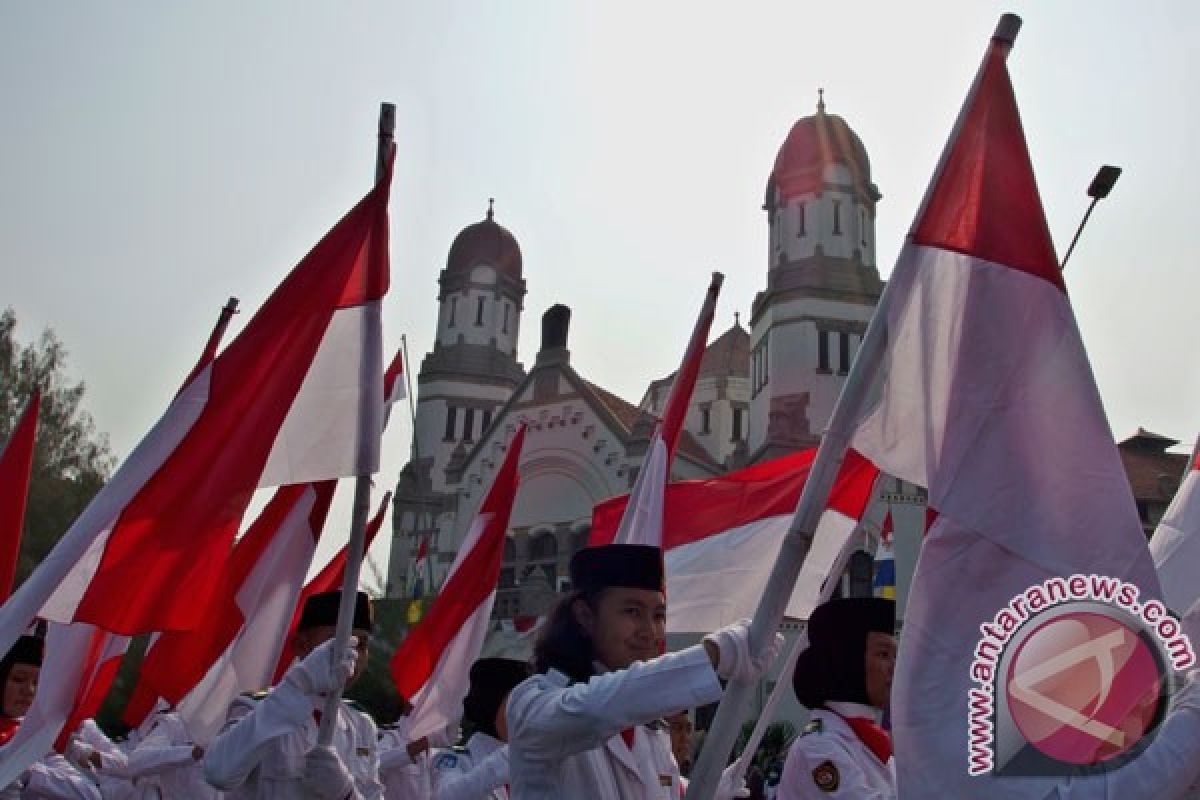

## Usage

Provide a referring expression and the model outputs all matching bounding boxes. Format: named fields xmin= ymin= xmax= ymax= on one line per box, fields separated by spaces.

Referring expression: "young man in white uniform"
xmin=204 ymin=591 xmax=383 ymax=799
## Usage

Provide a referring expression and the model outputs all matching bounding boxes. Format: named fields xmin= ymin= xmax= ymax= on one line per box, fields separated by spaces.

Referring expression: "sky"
xmin=2 ymin=1 xmax=1198 ymax=584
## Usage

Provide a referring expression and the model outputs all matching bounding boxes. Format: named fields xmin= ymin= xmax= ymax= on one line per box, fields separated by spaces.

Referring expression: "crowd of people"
xmin=6 ymin=539 xmax=1200 ymax=798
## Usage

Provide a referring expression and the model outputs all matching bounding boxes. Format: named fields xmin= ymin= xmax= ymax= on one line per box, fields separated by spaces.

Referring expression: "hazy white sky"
xmin=3 ymin=2 xmax=1197 ymax=581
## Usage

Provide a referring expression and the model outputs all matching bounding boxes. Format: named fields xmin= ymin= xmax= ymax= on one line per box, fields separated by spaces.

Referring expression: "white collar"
xmin=825 ymin=701 xmax=883 ymax=724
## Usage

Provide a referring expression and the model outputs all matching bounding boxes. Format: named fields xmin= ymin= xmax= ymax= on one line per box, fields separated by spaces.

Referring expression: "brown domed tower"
xmin=747 ymin=92 xmax=884 ymax=462
xmin=388 ymin=201 xmax=527 ymax=597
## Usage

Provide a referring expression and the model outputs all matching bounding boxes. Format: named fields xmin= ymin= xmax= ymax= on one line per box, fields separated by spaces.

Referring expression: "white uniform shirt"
xmin=507 ymin=645 xmax=722 ymax=800
xmin=378 ymin=725 xmax=430 ymax=800
xmin=430 ymin=732 xmax=508 ymax=800
xmin=778 ymin=703 xmax=895 ymax=800
xmin=21 ymin=753 xmax=103 ymax=800
xmin=204 ymin=680 xmax=383 ymax=800
xmin=127 ymin=710 xmax=221 ymax=799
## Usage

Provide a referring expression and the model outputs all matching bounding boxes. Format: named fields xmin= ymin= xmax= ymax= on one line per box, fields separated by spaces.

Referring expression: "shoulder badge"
xmin=801 ymin=718 xmax=824 ymax=736
xmin=812 ymin=760 xmax=840 ymax=793
xmin=433 ymin=752 xmax=458 ymax=770
xmin=240 ymin=689 xmax=269 ymax=700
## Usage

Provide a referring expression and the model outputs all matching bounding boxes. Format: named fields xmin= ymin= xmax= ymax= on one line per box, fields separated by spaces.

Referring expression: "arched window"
xmin=503 ymin=537 xmax=516 ymax=562
xmin=531 ymin=533 xmax=558 ymax=561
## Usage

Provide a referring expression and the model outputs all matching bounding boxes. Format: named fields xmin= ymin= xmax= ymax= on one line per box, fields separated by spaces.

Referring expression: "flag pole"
xmin=684 ymin=15 xmax=1023 ymax=797
xmin=318 ymin=101 xmax=396 ymax=747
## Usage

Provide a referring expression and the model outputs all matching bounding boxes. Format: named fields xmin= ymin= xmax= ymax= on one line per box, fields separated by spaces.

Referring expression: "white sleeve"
xmin=77 ymin=721 xmax=128 ymax=773
xmin=778 ymin=737 xmax=894 ymax=800
xmin=126 ymin=719 xmax=196 ymax=780
xmin=431 ymin=747 xmax=508 ymax=800
xmin=23 ymin=755 xmax=102 ymax=800
xmin=203 ymin=681 xmax=312 ymax=791
xmin=507 ymin=644 xmax=723 ymax=762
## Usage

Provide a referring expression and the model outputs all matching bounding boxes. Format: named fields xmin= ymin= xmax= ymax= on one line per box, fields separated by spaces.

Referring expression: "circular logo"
xmin=1004 ymin=610 xmax=1165 ymax=767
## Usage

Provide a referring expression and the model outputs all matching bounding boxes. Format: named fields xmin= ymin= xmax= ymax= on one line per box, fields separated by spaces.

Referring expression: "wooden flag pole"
xmin=318 ymin=102 xmax=396 ymax=747
xmin=684 ymin=15 xmax=1023 ymax=797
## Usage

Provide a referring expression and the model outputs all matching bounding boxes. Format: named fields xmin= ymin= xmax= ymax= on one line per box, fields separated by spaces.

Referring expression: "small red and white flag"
xmin=0 ymin=150 xmax=395 ymax=783
xmin=269 ymin=489 xmax=392 ymax=685
xmin=592 ymin=448 xmax=879 ymax=632
xmin=1150 ymin=439 xmax=1200 ymax=616
xmin=390 ymin=426 xmax=526 ymax=743
xmin=0 ymin=388 xmax=40 ymax=601
xmin=845 ymin=28 xmax=1160 ymax=796
xmin=613 ymin=274 xmax=722 ymax=548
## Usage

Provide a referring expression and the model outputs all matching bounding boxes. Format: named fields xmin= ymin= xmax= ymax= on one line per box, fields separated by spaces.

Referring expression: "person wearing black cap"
xmin=507 ymin=543 xmax=783 ymax=799
xmin=429 ymin=658 xmax=529 ymax=800
xmin=204 ymin=590 xmax=383 ymax=800
xmin=0 ymin=634 xmax=102 ymax=800
xmin=778 ymin=597 xmax=897 ymax=799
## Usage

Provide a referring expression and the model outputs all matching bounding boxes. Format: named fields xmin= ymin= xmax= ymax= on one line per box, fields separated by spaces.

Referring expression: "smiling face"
xmin=864 ymin=631 xmax=897 ymax=709
xmin=573 ymin=588 xmax=666 ymax=670
xmin=3 ymin=664 xmax=38 ymax=718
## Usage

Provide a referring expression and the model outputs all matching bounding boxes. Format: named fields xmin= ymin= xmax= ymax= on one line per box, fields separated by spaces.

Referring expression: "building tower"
xmin=747 ymin=91 xmax=884 ymax=463
xmin=388 ymin=200 xmax=527 ymax=596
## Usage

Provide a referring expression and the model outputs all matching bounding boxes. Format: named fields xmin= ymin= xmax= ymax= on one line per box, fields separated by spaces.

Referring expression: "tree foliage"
xmin=0 ymin=308 xmax=114 ymax=585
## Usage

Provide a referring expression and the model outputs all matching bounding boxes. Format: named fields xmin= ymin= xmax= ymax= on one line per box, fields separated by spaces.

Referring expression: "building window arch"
xmin=832 ymin=200 xmax=842 ymax=235
xmin=530 ymin=532 xmax=558 ymax=561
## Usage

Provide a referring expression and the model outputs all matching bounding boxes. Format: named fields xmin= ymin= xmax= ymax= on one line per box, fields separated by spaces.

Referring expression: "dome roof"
xmin=446 ymin=200 xmax=523 ymax=280
xmin=766 ymin=91 xmax=874 ymax=206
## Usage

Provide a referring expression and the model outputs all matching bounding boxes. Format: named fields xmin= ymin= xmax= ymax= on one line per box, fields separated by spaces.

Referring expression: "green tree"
xmin=0 ymin=308 xmax=114 ymax=586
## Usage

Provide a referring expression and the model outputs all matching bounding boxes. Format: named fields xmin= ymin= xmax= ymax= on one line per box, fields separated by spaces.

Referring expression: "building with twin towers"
xmin=385 ymin=94 xmax=901 ymax=622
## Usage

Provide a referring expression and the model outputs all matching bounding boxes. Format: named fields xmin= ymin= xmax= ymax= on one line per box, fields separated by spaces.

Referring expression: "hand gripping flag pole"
xmin=684 ymin=15 xmax=1025 ymax=798
xmin=317 ymin=102 xmax=396 ymax=747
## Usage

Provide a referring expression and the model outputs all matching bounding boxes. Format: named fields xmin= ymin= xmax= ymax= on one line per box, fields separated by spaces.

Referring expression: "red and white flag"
xmin=592 ymin=448 xmax=879 ymax=632
xmin=0 ymin=152 xmax=394 ymax=782
xmin=845 ymin=29 xmax=1160 ymax=796
xmin=123 ymin=481 xmax=336 ymax=741
xmin=269 ymin=489 xmax=392 ymax=685
xmin=390 ymin=426 xmax=526 ymax=743
xmin=1150 ymin=440 xmax=1200 ymax=615
xmin=613 ymin=274 xmax=722 ymax=548
xmin=0 ymin=388 xmax=40 ymax=601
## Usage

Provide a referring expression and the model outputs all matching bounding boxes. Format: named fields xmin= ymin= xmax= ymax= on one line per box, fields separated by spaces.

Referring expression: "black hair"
xmin=532 ymin=589 xmax=603 ymax=684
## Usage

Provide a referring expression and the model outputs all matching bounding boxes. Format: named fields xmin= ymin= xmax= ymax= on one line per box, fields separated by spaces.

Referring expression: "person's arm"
xmin=777 ymin=738 xmax=893 ymax=800
xmin=126 ymin=718 xmax=200 ymax=780
xmin=508 ymin=645 xmax=723 ymax=762
xmin=22 ymin=754 xmax=102 ymax=800
xmin=204 ymin=637 xmax=356 ymax=792
xmin=431 ymin=747 xmax=508 ymax=800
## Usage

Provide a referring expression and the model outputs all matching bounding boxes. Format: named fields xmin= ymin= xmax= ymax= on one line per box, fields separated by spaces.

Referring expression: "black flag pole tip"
xmin=379 ymin=103 xmax=396 ymax=137
xmin=993 ymin=13 xmax=1022 ymax=46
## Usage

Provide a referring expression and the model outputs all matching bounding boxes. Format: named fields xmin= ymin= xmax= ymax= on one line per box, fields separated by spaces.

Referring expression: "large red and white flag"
xmin=269 ymin=489 xmax=392 ymax=685
xmin=0 ymin=389 xmax=40 ymax=601
xmin=613 ymin=274 xmax=722 ymax=548
xmin=845 ymin=28 xmax=1161 ymax=797
xmin=1150 ymin=440 xmax=1200 ymax=617
xmin=390 ymin=426 xmax=526 ymax=743
xmin=0 ymin=151 xmax=394 ymax=782
xmin=592 ymin=448 xmax=878 ymax=632
xmin=122 ymin=481 xmax=336 ymax=740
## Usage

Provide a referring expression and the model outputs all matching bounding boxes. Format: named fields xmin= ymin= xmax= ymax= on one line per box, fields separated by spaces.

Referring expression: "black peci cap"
xmin=792 ymin=597 xmax=895 ymax=709
xmin=569 ymin=544 xmax=664 ymax=594
xmin=297 ymin=591 xmax=374 ymax=633
xmin=462 ymin=658 xmax=530 ymax=738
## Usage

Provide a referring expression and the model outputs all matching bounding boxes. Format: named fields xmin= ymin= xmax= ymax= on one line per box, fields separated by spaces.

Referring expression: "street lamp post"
xmin=1060 ymin=165 xmax=1122 ymax=270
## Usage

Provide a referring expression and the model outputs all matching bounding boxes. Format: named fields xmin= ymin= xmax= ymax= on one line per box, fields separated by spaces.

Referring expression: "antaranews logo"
xmin=967 ymin=574 xmax=1195 ymax=777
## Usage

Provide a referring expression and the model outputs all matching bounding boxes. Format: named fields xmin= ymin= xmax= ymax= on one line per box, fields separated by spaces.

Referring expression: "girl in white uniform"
xmin=507 ymin=543 xmax=782 ymax=800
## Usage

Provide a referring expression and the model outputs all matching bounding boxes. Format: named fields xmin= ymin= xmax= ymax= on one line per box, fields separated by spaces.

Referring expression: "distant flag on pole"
xmin=411 ymin=536 xmax=429 ymax=600
xmin=0 ymin=147 xmax=395 ymax=783
xmin=391 ymin=427 xmax=526 ymax=742
xmin=844 ymin=19 xmax=1162 ymax=795
xmin=613 ymin=273 xmax=723 ymax=549
xmin=592 ymin=448 xmax=879 ymax=632
xmin=871 ymin=516 xmax=896 ymax=600
xmin=0 ymin=388 xmax=40 ymax=602
xmin=385 ymin=348 xmax=406 ymax=404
